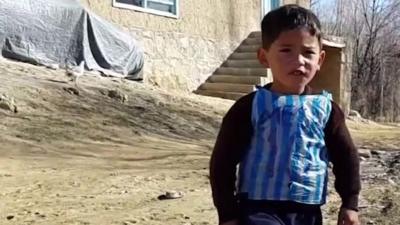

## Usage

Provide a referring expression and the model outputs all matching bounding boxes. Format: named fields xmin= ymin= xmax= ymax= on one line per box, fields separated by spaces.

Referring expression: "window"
xmin=262 ymin=0 xmax=280 ymax=16
xmin=271 ymin=0 xmax=280 ymax=10
xmin=113 ymin=0 xmax=179 ymax=18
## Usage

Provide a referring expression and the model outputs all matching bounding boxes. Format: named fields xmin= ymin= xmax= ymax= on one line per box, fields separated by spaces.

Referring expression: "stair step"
xmin=194 ymin=31 xmax=267 ymax=101
xmin=208 ymin=75 xmax=270 ymax=85
xmin=237 ymin=45 xmax=260 ymax=52
xmin=243 ymin=37 xmax=262 ymax=45
xmin=215 ymin=67 xmax=268 ymax=76
xmin=223 ymin=59 xmax=263 ymax=68
xmin=229 ymin=52 xmax=257 ymax=60
xmin=194 ymin=90 xmax=247 ymax=101
xmin=199 ymin=82 xmax=256 ymax=93
xmin=249 ymin=31 xmax=262 ymax=38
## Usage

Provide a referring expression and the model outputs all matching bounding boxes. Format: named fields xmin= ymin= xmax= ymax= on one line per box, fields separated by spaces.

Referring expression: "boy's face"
xmin=258 ymin=28 xmax=325 ymax=94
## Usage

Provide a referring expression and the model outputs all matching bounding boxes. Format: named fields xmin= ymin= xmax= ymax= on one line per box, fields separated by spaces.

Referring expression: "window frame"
xmin=112 ymin=0 xmax=180 ymax=19
xmin=261 ymin=0 xmax=281 ymax=18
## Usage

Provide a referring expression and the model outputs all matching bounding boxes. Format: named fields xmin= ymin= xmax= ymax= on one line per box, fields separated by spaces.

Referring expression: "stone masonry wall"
xmin=80 ymin=0 xmax=261 ymax=92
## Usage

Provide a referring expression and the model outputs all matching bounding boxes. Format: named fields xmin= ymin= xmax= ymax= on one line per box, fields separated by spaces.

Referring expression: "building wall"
xmin=340 ymin=45 xmax=352 ymax=115
xmin=310 ymin=45 xmax=351 ymax=114
xmin=80 ymin=0 xmax=261 ymax=92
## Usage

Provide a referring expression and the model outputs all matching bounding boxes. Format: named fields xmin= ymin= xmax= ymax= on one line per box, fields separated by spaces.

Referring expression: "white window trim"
xmin=112 ymin=0 xmax=179 ymax=19
xmin=260 ymin=0 xmax=282 ymax=20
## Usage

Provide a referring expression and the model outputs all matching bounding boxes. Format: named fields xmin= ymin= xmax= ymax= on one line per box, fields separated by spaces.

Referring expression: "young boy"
xmin=210 ymin=5 xmax=360 ymax=225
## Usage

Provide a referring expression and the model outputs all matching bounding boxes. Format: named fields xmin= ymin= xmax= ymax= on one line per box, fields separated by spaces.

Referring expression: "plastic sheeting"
xmin=0 ymin=0 xmax=144 ymax=79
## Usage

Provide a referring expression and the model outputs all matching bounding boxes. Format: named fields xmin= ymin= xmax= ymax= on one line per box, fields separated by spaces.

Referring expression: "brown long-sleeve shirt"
xmin=209 ymin=85 xmax=361 ymax=223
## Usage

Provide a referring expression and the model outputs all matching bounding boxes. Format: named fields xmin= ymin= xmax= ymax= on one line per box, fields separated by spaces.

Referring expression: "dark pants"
xmin=239 ymin=200 xmax=323 ymax=225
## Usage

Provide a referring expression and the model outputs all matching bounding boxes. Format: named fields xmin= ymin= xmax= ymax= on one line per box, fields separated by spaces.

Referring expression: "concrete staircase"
xmin=195 ymin=31 xmax=271 ymax=101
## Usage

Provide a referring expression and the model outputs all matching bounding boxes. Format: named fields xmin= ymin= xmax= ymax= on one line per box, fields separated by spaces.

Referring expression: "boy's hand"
xmin=221 ymin=219 xmax=239 ymax=225
xmin=337 ymin=208 xmax=359 ymax=225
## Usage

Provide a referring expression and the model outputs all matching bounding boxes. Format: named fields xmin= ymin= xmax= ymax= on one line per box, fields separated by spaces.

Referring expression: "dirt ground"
xmin=0 ymin=58 xmax=399 ymax=225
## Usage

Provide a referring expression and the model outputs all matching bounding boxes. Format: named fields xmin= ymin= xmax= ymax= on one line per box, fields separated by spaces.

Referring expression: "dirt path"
xmin=0 ymin=59 xmax=399 ymax=225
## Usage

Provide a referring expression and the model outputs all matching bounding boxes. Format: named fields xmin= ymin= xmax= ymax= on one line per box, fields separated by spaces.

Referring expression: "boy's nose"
xmin=295 ymin=54 xmax=306 ymax=66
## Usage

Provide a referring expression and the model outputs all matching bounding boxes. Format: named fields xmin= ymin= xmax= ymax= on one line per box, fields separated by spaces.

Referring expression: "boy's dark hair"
xmin=261 ymin=4 xmax=322 ymax=49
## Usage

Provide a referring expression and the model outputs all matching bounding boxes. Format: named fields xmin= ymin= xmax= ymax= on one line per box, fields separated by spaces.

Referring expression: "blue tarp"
xmin=0 ymin=0 xmax=144 ymax=79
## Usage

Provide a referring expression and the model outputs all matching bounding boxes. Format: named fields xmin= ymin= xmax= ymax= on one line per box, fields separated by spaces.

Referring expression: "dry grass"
xmin=348 ymin=120 xmax=400 ymax=150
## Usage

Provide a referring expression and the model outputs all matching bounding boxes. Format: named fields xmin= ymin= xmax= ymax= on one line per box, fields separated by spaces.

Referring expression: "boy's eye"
xmin=305 ymin=50 xmax=316 ymax=55
xmin=279 ymin=48 xmax=291 ymax=53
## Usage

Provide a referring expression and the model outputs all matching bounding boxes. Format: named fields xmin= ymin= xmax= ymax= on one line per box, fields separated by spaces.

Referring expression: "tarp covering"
xmin=0 ymin=0 xmax=144 ymax=79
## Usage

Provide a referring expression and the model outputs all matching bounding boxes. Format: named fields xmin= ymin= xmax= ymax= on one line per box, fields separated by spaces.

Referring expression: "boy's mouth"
xmin=290 ymin=70 xmax=306 ymax=76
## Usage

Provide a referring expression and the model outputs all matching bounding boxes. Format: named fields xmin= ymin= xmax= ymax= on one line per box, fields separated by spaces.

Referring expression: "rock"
xmin=157 ymin=191 xmax=184 ymax=200
xmin=378 ymin=159 xmax=385 ymax=165
xmin=388 ymin=178 xmax=396 ymax=185
xmin=381 ymin=201 xmax=394 ymax=214
xmin=123 ymin=220 xmax=138 ymax=224
xmin=6 ymin=215 xmax=14 ymax=220
xmin=166 ymin=191 xmax=184 ymax=199
xmin=371 ymin=150 xmax=384 ymax=157
xmin=63 ymin=87 xmax=80 ymax=96
xmin=349 ymin=110 xmax=362 ymax=118
xmin=359 ymin=149 xmax=372 ymax=158
xmin=45 ymin=64 xmax=60 ymax=70
xmin=107 ymin=90 xmax=128 ymax=103
xmin=0 ymin=94 xmax=18 ymax=113
xmin=347 ymin=110 xmax=370 ymax=123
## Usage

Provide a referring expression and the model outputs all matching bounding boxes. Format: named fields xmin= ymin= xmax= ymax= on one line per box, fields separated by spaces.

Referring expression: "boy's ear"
xmin=317 ymin=50 xmax=326 ymax=71
xmin=257 ymin=48 xmax=269 ymax=68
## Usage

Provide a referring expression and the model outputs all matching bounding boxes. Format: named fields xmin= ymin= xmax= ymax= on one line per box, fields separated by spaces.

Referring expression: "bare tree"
xmin=312 ymin=0 xmax=400 ymax=121
xmin=310 ymin=0 xmax=320 ymax=7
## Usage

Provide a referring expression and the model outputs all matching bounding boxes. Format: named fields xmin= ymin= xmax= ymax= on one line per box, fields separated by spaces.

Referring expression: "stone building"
xmin=80 ymin=0 xmax=351 ymax=113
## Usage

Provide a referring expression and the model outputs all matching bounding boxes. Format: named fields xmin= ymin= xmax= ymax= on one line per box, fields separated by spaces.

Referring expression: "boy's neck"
xmin=270 ymin=82 xmax=307 ymax=95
